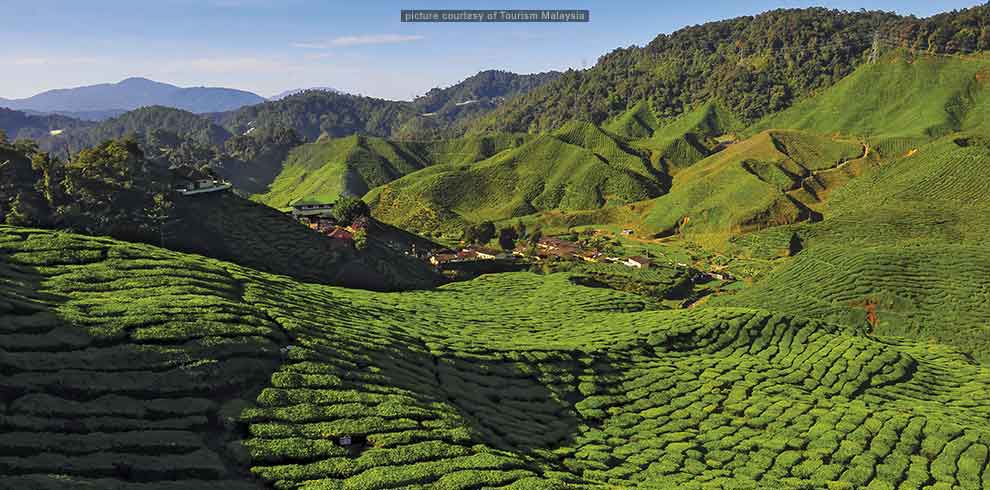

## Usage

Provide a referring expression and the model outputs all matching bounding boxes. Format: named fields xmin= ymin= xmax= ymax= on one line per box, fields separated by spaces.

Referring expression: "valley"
xmin=2 ymin=3 xmax=990 ymax=490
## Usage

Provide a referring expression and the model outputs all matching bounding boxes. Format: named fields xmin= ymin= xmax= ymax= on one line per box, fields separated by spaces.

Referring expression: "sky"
xmin=0 ymin=0 xmax=981 ymax=101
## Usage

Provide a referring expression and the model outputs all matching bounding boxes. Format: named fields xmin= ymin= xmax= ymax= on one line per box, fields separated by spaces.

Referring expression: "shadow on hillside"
xmin=306 ymin=330 xmax=586 ymax=458
xmin=167 ymin=192 xmax=443 ymax=291
xmin=0 ymin=235 xmax=278 ymax=485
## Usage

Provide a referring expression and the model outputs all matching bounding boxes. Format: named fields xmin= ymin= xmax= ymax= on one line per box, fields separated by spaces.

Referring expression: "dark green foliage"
xmin=218 ymin=71 xmax=558 ymax=142
xmin=498 ymin=226 xmax=519 ymax=251
xmin=0 ymin=107 xmax=92 ymax=143
xmin=330 ymin=196 xmax=371 ymax=225
xmin=46 ymin=106 xmax=233 ymax=156
xmin=463 ymin=221 xmax=495 ymax=244
xmin=471 ymin=5 xmax=990 ymax=134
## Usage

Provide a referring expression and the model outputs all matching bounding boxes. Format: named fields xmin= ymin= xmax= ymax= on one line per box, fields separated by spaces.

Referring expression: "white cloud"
xmin=292 ymin=34 xmax=425 ymax=49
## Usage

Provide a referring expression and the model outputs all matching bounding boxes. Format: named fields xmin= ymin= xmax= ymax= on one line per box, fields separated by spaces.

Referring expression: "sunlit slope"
xmin=718 ymin=136 xmax=990 ymax=361
xmin=602 ymin=101 xmax=662 ymax=139
xmin=365 ymin=133 xmax=664 ymax=234
xmin=257 ymin=134 xmax=528 ymax=209
xmin=751 ymin=54 xmax=990 ymax=150
xmin=611 ymin=101 xmax=744 ymax=174
xmin=638 ymin=130 xmax=864 ymax=237
xmin=4 ymin=226 xmax=990 ymax=489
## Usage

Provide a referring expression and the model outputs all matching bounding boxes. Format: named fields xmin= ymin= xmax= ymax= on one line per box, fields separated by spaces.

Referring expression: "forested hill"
xmin=470 ymin=5 xmax=990 ymax=133
xmin=215 ymin=69 xmax=560 ymax=141
xmin=0 ymin=107 xmax=92 ymax=142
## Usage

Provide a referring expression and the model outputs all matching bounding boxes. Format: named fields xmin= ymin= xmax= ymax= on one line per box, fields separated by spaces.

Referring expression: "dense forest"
xmin=470 ymin=5 xmax=990 ymax=133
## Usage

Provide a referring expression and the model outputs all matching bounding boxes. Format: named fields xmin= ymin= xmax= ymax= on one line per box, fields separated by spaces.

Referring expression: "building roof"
xmin=170 ymin=164 xmax=217 ymax=182
xmin=628 ymin=256 xmax=652 ymax=265
xmin=327 ymin=228 xmax=353 ymax=240
xmin=290 ymin=196 xmax=335 ymax=208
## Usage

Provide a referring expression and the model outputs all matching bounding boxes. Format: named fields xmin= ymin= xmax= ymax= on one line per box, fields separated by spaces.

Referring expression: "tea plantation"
xmin=3 ymin=225 xmax=990 ymax=489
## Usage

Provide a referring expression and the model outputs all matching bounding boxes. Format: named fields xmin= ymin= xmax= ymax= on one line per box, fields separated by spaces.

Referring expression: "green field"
xmin=3 ymin=225 xmax=990 ymax=489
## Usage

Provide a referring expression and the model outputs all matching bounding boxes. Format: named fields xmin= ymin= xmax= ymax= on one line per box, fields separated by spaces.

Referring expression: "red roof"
xmin=327 ymin=228 xmax=353 ymax=240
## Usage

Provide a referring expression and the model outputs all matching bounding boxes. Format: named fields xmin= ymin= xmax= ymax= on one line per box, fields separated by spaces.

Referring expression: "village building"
xmin=170 ymin=165 xmax=232 ymax=196
xmin=289 ymin=197 xmax=335 ymax=219
xmin=537 ymin=237 xmax=583 ymax=258
xmin=327 ymin=227 xmax=354 ymax=242
xmin=621 ymin=229 xmax=635 ymax=236
xmin=622 ymin=256 xmax=653 ymax=269
xmin=430 ymin=253 xmax=458 ymax=266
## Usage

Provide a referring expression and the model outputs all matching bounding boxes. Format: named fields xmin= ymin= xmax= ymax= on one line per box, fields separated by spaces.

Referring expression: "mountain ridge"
xmin=1 ymin=77 xmax=266 ymax=116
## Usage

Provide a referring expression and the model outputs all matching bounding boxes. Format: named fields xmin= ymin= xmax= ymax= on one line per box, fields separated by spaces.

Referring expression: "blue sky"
xmin=0 ymin=0 xmax=981 ymax=100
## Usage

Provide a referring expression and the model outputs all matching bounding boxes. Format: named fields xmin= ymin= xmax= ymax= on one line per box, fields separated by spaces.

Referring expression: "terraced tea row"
xmin=3 ymin=226 xmax=990 ymax=489
xmin=0 ymin=229 xmax=283 ymax=489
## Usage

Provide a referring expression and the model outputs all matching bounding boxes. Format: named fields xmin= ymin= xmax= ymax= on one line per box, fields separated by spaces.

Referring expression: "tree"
xmin=331 ymin=196 xmax=370 ymax=225
xmin=463 ymin=221 xmax=495 ymax=244
xmin=0 ymin=129 xmax=7 ymax=145
xmin=352 ymin=228 xmax=368 ymax=250
xmin=4 ymin=191 xmax=43 ymax=226
xmin=146 ymin=192 xmax=175 ymax=248
xmin=31 ymin=152 xmax=60 ymax=205
xmin=498 ymin=227 xmax=519 ymax=251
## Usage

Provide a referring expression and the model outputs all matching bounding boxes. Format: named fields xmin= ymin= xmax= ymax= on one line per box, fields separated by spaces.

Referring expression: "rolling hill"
xmin=3 ymin=225 xmax=990 ymax=489
xmin=365 ymin=127 xmax=665 ymax=235
xmin=255 ymin=133 xmax=529 ymax=209
xmin=715 ymin=135 xmax=990 ymax=363
xmin=750 ymin=53 xmax=990 ymax=143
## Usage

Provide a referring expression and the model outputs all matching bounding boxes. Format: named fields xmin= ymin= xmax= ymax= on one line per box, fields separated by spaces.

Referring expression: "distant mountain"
xmin=23 ymin=108 xmax=127 ymax=121
xmin=269 ymin=87 xmax=340 ymax=100
xmin=0 ymin=77 xmax=266 ymax=116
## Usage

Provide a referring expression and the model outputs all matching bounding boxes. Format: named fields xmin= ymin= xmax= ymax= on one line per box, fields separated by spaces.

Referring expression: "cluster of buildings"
xmin=531 ymin=236 xmax=654 ymax=269
xmin=428 ymin=246 xmax=509 ymax=266
xmin=427 ymin=235 xmax=656 ymax=270
xmin=288 ymin=198 xmax=363 ymax=245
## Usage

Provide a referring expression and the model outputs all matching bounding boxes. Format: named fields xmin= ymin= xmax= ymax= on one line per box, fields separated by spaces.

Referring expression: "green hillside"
xmin=256 ymin=134 xmax=528 ymax=209
xmin=4 ymin=225 xmax=990 ymax=489
xmin=0 ymin=135 xmax=440 ymax=291
xmin=365 ymin=131 xmax=664 ymax=235
xmin=470 ymin=5 xmax=990 ymax=134
xmin=751 ymin=53 xmax=990 ymax=142
xmin=715 ymin=135 xmax=990 ymax=362
xmin=630 ymin=101 xmax=744 ymax=175
xmin=638 ymin=130 xmax=864 ymax=239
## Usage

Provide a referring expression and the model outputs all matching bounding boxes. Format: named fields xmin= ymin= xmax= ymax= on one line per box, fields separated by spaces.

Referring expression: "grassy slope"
xmin=3 ymin=226 xmax=990 ymax=489
xmin=751 ymin=53 xmax=990 ymax=146
xmin=638 ymin=130 xmax=863 ymax=238
xmin=365 ymin=131 xmax=664 ymax=235
xmin=717 ymin=136 xmax=990 ymax=361
xmin=256 ymin=134 xmax=528 ymax=209
xmin=511 ymin=54 xmax=990 ymax=241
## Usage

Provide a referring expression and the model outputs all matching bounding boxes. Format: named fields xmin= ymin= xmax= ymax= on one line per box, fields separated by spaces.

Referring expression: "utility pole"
xmin=868 ymin=30 xmax=882 ymax=64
